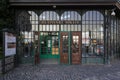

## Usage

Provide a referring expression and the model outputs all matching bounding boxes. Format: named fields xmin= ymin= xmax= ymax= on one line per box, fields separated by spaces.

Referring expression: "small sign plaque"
xmin=39 ymin=20 xmax=81 ymax=25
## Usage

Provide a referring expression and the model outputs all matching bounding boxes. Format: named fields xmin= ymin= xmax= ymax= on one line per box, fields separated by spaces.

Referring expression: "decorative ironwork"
xmin=15 ymin=9 xmax=120 ymax=64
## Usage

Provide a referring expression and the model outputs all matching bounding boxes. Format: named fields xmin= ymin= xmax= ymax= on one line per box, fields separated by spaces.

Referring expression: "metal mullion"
xmin=116 ymin=18 xmax=118 ymax=57
xmin=68 ymin=32 xmax=71 ymax=64
xmin=33 ymin=11 xmax=36 ymax=32
xmin=81 ymin=10 xmax=83 ymax=62
xmin=23 ymin=32 xmax=24 ymax=57
xmin=67 ymin=11 xmax=68 ymax=31
xmin=51 ymin=11 xmax=53 ymax=31
xmin=92 ymin=10 xmax=94 ymax=42
xmin=95 ymin=10 xmax=97 ymax=59
xmin=80 ymin=10 xmax=82 ymax=31
xmin=118 ymin=19 xmax=120 ymax=58
xmin=96 ymin=10 xmax=98 ymax=59
xmin=115 ymin=17 xmax=117 ymax=56
xmin=109 ymin=14 xmax=112 ymax=57
xmin=59 ymin=10 xmax=61 ymax=32
xmin=59 ymin=10 xmax=61 ymax=64
xmin=41 ymin=11 xmax=43 ymax=31
xmin=81 ymin=10 xmax=82 ymax=32
xmin=114 ymin=17 xmax=116 ymax=55
xmin=99 ymin=10 xmax=101 ymax=46
xmin=116 ymin=19 xmax=118 ymax=56
xmin=56 ymin=10 xmax=57 ymax=31
xmin=85 ymin=10 xmax=87 ymax=62
xmin=115 ymin=17 xmax=117 ymax=57
xmin=73 ymin=11 xmax=74 ymax=31
xmin=112 ymin=16 xmax=114 ymax=56
xmin=115 ymin=17 xmax=117 ymax=55
xmin=101 ymin=10 xmax=103 ymax=49
xmin=116 ymin=18 xmax=117 ymax=55
xmin=48 ymin=11 xmax=49 ymax=31
xmin=102 ymin=12 xmax=104 ymax=58
xmin=55 ymin=10 xmax=57 ymax=31
xmin=74 ymin=11 xmax=75 ymax=31
xmin=52 ymin=11 xmax=53 ymax=31
xmin=70 ymin=11 xmax=72 ymax=31
xmin=30 ymin=11 xmax=32 ymax=50
xmin=64 ymin=11 xmax=66 ymax=31
xmin=63 ymin=10 xmax=64 ymax=31
xmin=31 ymin=11 xmax=33 ymax=45
xmin=77 ymin=10 xmax=79 ymax=31
xmin=90 ymin=10 xmax=93 ymax=56
xmin=62 ymin=11 xmax=64 ymax=31
xmin=23 ymin=14 xmax=25 ymax=56
xmin=119 ymin=20 xmax=120 ymax=59
xmin=34 ymin=11 xmax=37 ymax=31
xmin=38 ymin=11 xmax=39 ymax=32
xmin=31 ymin=12 xmax=32 ymax=45
xmin=69 ymin=11 xmax=72 ymax=64
xmin=44 ymin=11 xmax=46 ymax=31
xmin=113 ymin=16 xmax=116 ymax=56
xmin=95 ymin=10 xmax=98 ymax=63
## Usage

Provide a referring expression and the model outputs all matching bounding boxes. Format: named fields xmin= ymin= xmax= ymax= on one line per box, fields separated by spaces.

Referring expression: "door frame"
xmin=60 ymin=32 xmax=71 ymax=64
xmin=39 ymin=32 xmax=60 ymax=59
xmin=60 ymin=31 xmax=82 ymax=64
xmin=71 ymin=31 xmax=82 ymax=64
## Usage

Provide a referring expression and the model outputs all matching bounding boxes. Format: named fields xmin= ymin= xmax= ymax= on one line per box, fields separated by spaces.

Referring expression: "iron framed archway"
xmin=15 ymin=8 xmax=120 ymax=64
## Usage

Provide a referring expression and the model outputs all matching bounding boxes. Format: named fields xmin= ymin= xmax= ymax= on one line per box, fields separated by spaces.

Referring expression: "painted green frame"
xmin=60 ymin=31 xmax=71 ymax=65
xmin=39 ymin=32 xmax=60 ymax=59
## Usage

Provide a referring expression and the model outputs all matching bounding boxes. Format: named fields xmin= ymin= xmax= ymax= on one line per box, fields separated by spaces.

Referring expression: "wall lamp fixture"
xmin=111 ymin=8 xmax=116 ymax=16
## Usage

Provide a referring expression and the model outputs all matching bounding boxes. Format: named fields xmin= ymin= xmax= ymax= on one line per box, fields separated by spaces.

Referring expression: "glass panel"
xmin=82 ymin=10 xmax=104 ymax=60
xmin=40 ymin=32 xmax=59 ymax=55
xmin=72 ymin=36 xmax=79 ymax=53
xmin=61 ymin=11 xmax=81 ymax=20
xmin=52 ymin=36 xmax=59 ymax=55
xmin=61 ymin=11 xmax=81 ymax=31
xmin=62 ymin=36 xmax=69 ymax=54
xmin=35 ymin=35 xmax=38 ymax=40
xmin=39 ymin=11 xmax=59 ymax=20
xmin=82 ymin=11 xmax=104 ymax=21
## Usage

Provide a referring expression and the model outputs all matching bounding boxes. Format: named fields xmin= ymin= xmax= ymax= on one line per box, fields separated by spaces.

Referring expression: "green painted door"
xmin=40 ymin=32 xmax=59 ymax=59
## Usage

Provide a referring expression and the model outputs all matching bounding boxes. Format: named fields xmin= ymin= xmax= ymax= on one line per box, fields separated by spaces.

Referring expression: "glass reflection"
xmin=62 ymin=36 xmax=69 ymax=53
xmin=72 ymin=36 xmax=79 ymax=53
xmin=82 ymin=11 xmax=104 ymax=57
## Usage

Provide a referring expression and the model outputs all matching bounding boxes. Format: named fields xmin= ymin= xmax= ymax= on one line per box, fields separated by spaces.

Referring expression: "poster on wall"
xmin=5 ymin=32 xmax=16 ymax=57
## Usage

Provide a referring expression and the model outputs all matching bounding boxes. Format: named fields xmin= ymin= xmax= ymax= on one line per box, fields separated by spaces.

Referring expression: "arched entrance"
xmin=60 ymin=11 xmax=82 ymax=64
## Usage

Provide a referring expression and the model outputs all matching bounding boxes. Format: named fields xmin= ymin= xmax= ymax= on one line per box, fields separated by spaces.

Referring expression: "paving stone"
xmin=0 ymin=62 xmax=120 ymax=80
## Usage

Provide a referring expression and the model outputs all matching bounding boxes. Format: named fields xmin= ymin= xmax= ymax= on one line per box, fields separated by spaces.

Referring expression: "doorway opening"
xmin=40 ymin=32 xmax=59 ymax=64
xmin=60 ymin=32 xmax=82 ymax=64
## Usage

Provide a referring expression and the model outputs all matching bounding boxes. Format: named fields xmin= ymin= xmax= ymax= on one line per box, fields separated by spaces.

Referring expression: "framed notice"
xmin=5 ymin=32 xmax=16 ymax=57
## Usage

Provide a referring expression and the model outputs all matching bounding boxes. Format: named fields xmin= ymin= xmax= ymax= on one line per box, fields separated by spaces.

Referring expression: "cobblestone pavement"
xmin=0 ymin=62 xmax=120 ymax=80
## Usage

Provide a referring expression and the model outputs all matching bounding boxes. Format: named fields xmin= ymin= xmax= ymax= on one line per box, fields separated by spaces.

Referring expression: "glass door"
xmin=71 ymin=32 xmax=82 ymax=64
xmin=34 ymin=32 xmax=40 ymax=64
xmin=60 ymin=32 xmax=70 ymax=64
xmin=60 ymin=32 xmax=82 ymax=64
xmin=40 ymin=32 xmax=59 ymax=59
